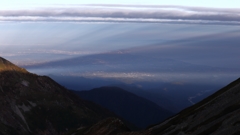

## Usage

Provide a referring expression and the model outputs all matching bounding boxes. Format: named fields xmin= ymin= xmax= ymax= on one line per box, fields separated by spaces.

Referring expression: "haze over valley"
xmin=2 ymin=21 xmax=240 ymax=111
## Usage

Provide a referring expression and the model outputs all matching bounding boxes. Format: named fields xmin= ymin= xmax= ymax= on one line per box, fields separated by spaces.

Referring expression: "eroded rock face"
xmin=0 ymin=57 xmax=115 ymax=135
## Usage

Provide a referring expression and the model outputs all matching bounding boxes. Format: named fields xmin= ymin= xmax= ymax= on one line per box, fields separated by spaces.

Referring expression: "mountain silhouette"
xmin=0 ymin=57 xmax=117 ymax=134
xmin=74 ymin=86 xmax=174 ymax=129
xmin=78 ymin=78 xmax=240 ymax=135
xmin=1 ymin=56 xmax=239 ymax=135
xmin=148 ymin=77 xmax=240 ymax=135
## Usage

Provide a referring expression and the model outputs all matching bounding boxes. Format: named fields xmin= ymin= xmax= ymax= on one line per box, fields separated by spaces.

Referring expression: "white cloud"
xmin=0 ymin=5 xmax=240 ymax=24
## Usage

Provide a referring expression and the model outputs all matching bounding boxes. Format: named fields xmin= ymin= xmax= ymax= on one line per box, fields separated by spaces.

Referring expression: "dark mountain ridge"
xmin=75 ymin=77 xmax=240 ymax=135
xmin=148 ymin=77 xmax=240 ymax=135
xmin=51 ymin=74 xmax=221 ymax=113
xmin=0 ymin=57 xmax=117 ymax=134
xmin=73 ymin=86 xmax=174 ymax=129
xmin=1 ymin=56 xmax=240 ymax=135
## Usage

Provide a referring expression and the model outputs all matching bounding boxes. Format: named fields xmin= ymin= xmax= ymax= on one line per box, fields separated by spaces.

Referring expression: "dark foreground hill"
xmin=73 ymin=87 xmax=174 ymax=129
xmin=0 ymin=57 xmax=117 ymax=134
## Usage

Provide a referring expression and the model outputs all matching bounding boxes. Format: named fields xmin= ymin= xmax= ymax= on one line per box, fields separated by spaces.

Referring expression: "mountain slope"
xmin=77 ymin=78 xmax=240 ymax=135
xmin=0 ymin=57 xmax=116 ymax=135
xmin=73 ymin=87 xmax=174 ymax=129
xmin=0 ymin=57 xmax=28 ymax=73
xmin=2 ymin=56 xmax=239 ymax=135
xmin=148 ymin=78 xmax=240 ymax=135
xmin=69 ymin=117 xmax=131 ymax=135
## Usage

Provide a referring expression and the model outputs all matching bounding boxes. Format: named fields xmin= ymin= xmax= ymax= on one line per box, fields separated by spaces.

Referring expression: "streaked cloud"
xmin=0 ymin=49 xmax=95 ymax=57
xmin=0 ymin=49 xmax=99 ymax=66
xmin=20 ymin=49 xmax=95 ymax=55
xmin=0 ymin=5 xmax=240 ymax=24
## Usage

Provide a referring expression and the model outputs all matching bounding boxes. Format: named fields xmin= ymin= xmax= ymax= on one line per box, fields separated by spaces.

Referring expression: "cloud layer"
xmin=1 ymin=5 xmax=240 ymax=24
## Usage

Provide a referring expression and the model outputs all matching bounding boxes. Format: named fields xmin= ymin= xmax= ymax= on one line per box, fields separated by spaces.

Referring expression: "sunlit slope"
xmin=0 ymin=57 xmax=28 ymax=73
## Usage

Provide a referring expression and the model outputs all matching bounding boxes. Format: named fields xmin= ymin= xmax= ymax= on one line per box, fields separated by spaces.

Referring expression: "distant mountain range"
xmin=114 ymin=83 xmax=219 ymax=113
xmin=75 ymin=78 xmax=240 ymax=135
xmin=73 ymin=86 xmax=174 ymax=129
xmin=0 ymin=56 xmax=239 ymax=135
xmin=50 ymin=74 xmax=221 ymax=113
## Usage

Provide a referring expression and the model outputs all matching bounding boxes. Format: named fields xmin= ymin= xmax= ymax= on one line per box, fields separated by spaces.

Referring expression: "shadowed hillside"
xmin=148 ymin=77 xmax=240 ymax=135
xmin=73 ymin=87 xmax=174 ymax=129
xmin=0 ymin=57 xmax=117 ymax=134
xmin=1 ymin=56 xmax=240 ymax=135
xmin=72 ymin=78 xmax=240 ymax=135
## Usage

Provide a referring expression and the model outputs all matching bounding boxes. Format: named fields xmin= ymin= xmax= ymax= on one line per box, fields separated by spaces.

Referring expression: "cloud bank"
xmin=0 ymin=5 xmax=240 ymax=24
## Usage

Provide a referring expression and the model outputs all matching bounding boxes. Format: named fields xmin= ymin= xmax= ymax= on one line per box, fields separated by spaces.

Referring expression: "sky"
xmin=0 ymin=0 xmax=240 ymax=24
xmin=0 ymin=0 xmax=240 ymax=88
xmin=1 ymin=22 xmax=239 ymax=86
xmin=1 ymin=0 xmax=240 ymax=8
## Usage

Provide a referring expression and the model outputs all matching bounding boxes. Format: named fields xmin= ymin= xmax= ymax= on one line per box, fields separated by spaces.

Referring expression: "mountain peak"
xmin=75 ymin=86 xmax=174 ymax=129
xmin=0 ymin=56 xmax=28 ymax=73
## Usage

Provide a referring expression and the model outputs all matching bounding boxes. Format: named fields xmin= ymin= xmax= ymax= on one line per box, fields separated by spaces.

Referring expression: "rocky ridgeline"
xmin=0 ymin=57 xmax=27 ymax=73
xmin=0 ymin=57 xmax=116 ymax=135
